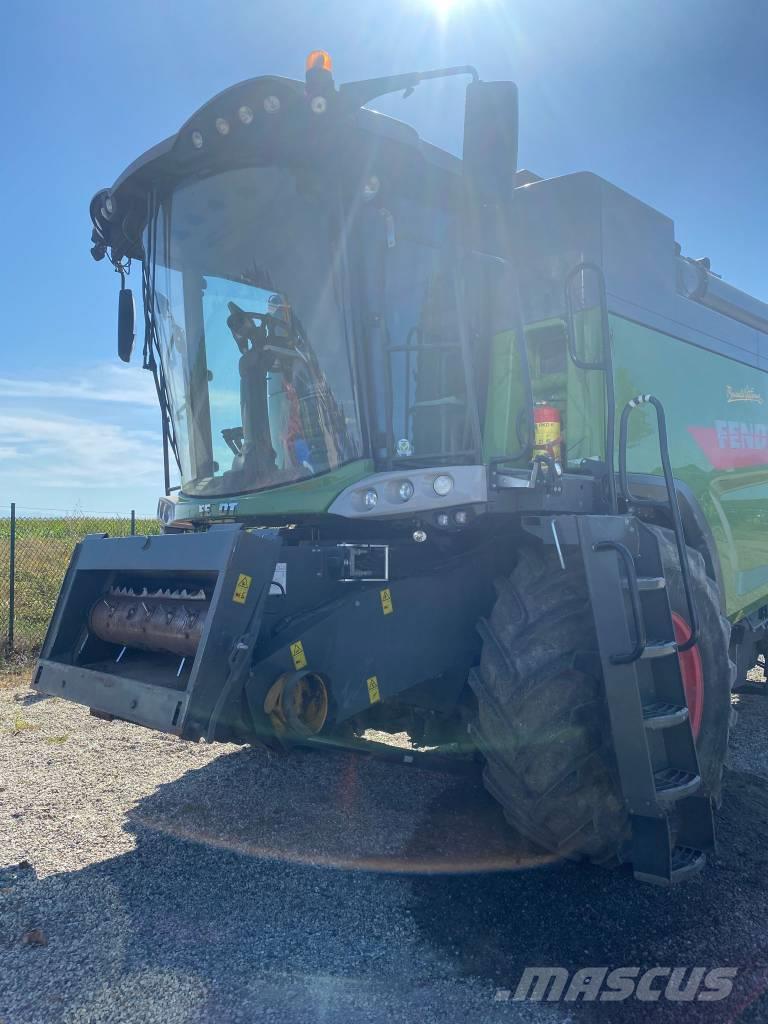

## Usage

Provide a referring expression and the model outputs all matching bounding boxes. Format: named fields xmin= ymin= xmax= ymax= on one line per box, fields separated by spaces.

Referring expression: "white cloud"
xmin=0 ymin=363 xmax=157 ymax=406
xmin=208 ymin=386 xmax=241 ymax=412
xmin=0 ymin=410 xmax=161 ymax=489
xmin=0 ymin=362 xmax=170 ymax=511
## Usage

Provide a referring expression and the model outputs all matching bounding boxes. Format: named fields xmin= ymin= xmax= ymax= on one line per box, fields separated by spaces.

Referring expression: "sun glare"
xmin=422 ymin=0 xmax=467 ymax=22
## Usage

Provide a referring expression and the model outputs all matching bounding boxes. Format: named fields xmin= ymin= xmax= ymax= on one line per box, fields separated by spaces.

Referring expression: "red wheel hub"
xmin=672 ymin=613 xmax=704 ymax=739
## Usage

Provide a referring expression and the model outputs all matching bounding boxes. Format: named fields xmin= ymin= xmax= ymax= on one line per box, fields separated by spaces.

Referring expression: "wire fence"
xmin=0 ymin=504 xmax=160 ymax=659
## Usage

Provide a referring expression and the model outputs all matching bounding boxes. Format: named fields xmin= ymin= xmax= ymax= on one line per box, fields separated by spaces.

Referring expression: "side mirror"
xmin=463 ymin=80 xmax=519 ymax=203
xmin=118 ymin=288 xmax=136 ymax=363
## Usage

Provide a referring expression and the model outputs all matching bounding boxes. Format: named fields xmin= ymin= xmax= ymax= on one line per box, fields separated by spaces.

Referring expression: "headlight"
xmin=363 ymin=489 xmax=378 ymax=510
xmin=398 ymin=480 xmax=414 ymax=502
xmin=100 ymin=194 xmax=115 ymax=220
xmin=433 ymin=474 xmax=454 ymax=497
xmin=157 ymin=496 xmax=177 ymax=526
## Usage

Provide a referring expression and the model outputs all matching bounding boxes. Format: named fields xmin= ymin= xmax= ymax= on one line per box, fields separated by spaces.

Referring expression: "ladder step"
xmin=642 ymin=701 xmax=689 ymax=730
xmin=634 ymin=846 xmax=707 ymax=886
xmin=636 ymin=576 xmax=666 ymax=591
xmin=654 ymin=768 xmax=701 ymax=803
xmin=641 ymin=640 xmax=678 ymax=659
xmin=670 ymin=845 xmax=707 ymax=881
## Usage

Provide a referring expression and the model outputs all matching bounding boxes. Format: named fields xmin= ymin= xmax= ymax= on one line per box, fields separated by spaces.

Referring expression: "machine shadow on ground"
xmin=5 ymin=745 xmax=768 ymax=1022
xmin=407 ymin=766 xmax=768 ymax=1020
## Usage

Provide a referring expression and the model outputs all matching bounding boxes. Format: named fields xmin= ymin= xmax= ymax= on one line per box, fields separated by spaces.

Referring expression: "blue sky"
xmin=1 ymin=0 xmax=765 ymax=515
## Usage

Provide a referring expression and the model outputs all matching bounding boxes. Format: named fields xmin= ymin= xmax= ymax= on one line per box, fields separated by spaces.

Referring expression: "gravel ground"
xmin=2 ymin=669 xmax=768 ymax=1023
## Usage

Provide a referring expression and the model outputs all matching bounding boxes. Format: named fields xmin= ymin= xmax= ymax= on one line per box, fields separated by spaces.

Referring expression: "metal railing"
xmin=0 ymin=503 xmax=160 ymax=657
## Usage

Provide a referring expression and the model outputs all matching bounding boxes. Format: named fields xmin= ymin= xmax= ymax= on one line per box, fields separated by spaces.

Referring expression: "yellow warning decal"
xmin=290 ymin=640 xmax=307 ymax=670
xmin=367 ymin=675 xmax=381 ymax=704
xmin=233 ymin=573 xmax=252 ymax=604
xmin=380 ymin=588 xmax=394 ymax=615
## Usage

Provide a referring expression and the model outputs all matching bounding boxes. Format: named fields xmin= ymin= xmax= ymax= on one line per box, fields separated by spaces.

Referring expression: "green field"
xmin=0 ymin=516 xmax=160 ymax=658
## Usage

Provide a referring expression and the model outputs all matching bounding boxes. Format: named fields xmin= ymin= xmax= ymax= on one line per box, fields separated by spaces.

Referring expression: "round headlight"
xmin=310 ymin=95 xmax=328 ymax=114
xmin=436 ymin=513 xmax=450 ymax=527
xmin=412 ymin=529 xmax=427 ymax=543
xmin=398 ymin=480 xmax=414 ymax=502
xmin=191 ymin=130 xmax=204 ymax=149
xmin=238 ymin=105 xmax=254 ymax=124
xmin=215 ymin=117 xmax=230 ymax=135
xmin=363 ymin=489 xmax=378 ymax=510
xmin=433 ymin=474 xmax=454 ymax=497
xmin=263 ymin=95 xmax=281 ymax=113
xmin=454 ymin=510 xmax=469 ymax=525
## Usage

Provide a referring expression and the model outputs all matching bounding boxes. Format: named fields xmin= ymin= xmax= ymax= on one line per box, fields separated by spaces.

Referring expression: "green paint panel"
xmin=611 ymin=317 xmax=768 ymax=618
xmin=493 ymin=310 xmax=768 ymax=619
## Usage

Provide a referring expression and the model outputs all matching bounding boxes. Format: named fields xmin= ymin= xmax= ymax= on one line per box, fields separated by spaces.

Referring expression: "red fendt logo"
xmin=689 ymin=420 xmax=768 ymax=469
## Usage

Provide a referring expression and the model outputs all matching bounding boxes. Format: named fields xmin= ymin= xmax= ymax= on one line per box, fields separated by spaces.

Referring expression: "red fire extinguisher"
xmin=533 ymin=402 xmax=562 ymax=463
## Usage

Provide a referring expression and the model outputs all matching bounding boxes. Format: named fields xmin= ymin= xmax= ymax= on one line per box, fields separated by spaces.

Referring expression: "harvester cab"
xmin=35 ymin=53 xmax=768 ymax=885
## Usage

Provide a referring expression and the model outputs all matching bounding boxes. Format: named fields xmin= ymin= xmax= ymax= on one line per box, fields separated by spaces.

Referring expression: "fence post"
xmin=8 ymin=502 xmax=15 ymax=653
xmin=130 ymin=509 xmax=136 ymax=536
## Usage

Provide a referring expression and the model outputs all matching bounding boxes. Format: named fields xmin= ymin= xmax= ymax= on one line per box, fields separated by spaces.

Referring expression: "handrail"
xmin=618 ymin=394 xmax=699 ymax=652
xmin=564 ymin=262 xmax=617 ymax=513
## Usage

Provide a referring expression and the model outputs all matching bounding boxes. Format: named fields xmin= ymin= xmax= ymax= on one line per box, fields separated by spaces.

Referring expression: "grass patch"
xmin=43 ymin=734 xmax=69 ymax=745
xmin=12 ymin=715 xmax=37 ymax=733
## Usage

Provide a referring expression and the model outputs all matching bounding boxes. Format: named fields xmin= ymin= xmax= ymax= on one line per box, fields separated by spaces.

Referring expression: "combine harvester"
xmin=36 ymin=53 xmax=768 ymax=884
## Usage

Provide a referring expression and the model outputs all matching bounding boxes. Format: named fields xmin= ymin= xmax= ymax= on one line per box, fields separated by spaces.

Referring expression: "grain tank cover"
xmin=509 ymin=171 xmax=768 ymax=368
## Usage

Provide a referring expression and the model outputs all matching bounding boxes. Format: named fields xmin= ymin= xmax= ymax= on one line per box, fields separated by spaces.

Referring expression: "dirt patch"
xmin=0 ymin=660 xmax=33 ymax=691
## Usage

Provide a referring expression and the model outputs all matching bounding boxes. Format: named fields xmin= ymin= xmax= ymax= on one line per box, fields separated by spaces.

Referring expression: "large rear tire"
xmin=469 ymin=528 xmax=734 ymax=864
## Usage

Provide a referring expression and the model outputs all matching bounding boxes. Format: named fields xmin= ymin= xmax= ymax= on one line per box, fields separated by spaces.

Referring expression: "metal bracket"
xmin=336 ymin=544 xmax=389 ymax=582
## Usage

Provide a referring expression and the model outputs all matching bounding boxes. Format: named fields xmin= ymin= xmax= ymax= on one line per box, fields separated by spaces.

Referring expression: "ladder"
xmin=534 ymin=512 xmax=714 ymax=884
xmin=555 ymin=384 xmax=715 ymax=883
xmin=582 ymin=514 xmax=713 ymax=884
xmin=558 ymin=261 xmax=713 ymax=882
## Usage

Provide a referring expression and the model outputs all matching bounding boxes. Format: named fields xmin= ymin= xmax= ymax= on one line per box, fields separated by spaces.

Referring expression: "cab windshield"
xmin=149 ymin=167 xmax=362 ymax=498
